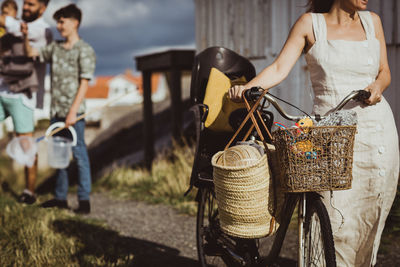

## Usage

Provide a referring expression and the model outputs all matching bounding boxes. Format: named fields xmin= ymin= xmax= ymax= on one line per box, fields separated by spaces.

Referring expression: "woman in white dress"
xmin=229 ymin=0 xmax=399 ymax=266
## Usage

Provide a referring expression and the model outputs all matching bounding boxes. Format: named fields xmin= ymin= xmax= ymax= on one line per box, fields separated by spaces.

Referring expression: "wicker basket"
xmin=272 ymin=125 xmax=357 ymax=192
xmin=212 ymin=145 xmax=280 ymax=238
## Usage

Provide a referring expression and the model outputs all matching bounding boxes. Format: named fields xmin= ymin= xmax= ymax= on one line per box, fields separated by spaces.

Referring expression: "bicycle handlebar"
xmin=244 ymin=87 xmax=371 ymax=121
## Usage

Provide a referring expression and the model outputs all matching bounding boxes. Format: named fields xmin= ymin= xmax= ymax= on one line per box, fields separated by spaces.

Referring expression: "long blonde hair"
xmin=307 ymin=0 xmax=334 ymax=13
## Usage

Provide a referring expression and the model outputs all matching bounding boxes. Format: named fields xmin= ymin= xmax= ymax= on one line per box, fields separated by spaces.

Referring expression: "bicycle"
xmin=195 ymin=88 xmax=370 ymax=267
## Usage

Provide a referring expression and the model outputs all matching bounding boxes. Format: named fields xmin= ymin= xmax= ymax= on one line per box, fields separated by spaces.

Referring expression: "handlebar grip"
xmin=244 ymin=87 xmax=263 ymax=101
xmin=355 ymin=90 xmax=371 ymax=101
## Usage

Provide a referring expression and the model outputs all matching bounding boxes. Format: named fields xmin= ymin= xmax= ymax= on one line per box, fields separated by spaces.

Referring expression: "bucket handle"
xmin=45 ymin=122 xmax=77 ymax=146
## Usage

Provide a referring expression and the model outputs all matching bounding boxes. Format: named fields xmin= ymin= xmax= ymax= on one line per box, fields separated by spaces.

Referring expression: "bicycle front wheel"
xmin=302 ymin=193 xmax=336 ymax=267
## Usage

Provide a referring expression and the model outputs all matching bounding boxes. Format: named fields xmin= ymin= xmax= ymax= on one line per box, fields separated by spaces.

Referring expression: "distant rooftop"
xmin=86 ymin=69 xmax=160 ymax=99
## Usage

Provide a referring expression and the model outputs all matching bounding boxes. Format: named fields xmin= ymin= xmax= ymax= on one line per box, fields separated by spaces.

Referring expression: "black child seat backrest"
xmin=190 ymin=46 xmax=256 ymax=105
xmin=187 ymin=47 xmax=257 ymax=190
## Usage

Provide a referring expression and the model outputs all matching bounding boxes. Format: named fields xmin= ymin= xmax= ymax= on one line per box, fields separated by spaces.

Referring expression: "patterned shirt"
xmin=39 ymin=39 xmax=96 ymax=117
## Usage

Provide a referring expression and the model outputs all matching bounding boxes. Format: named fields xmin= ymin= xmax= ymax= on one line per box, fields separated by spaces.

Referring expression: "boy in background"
xmin=22 ymin=4 xmax=95 ymax=213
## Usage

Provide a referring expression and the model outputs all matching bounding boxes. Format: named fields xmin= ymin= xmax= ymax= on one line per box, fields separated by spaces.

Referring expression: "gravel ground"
xmin=68 ymin=193 xmax=297 ymax=266
xmin=68 ymin=193 xmax=398 ymax=267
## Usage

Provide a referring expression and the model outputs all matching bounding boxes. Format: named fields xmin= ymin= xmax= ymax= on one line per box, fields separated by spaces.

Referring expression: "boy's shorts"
xmin=0 ymin=96 xmax=34 ymax=133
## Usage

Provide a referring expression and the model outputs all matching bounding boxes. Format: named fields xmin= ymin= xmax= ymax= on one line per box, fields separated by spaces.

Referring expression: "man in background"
xmin=0 ymin=0 xmax=52 ymax=204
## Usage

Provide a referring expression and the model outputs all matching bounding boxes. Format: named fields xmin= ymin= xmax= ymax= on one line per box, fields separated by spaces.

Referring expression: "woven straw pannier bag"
xmin=212 ymin=144 xmax=281 ymax=239
xmin=272 ymin=125 xmax=357 ymax=192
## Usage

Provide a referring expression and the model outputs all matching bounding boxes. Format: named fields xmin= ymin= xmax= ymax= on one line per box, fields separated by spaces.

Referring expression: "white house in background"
xmin=85 ymin=70 xmax=167 ymax=123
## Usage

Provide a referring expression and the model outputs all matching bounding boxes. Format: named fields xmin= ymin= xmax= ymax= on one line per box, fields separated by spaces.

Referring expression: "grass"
xmin=0 ymin=141 xmax=197 ymax=266
xmin=0 ymin=193 xmax=137 ymax=266
xmin=0 ymin=149 xmax=135 ymax=266
xmin=0 ymin=139 xmax=198 ymax=266
xmin=94 ymin=141 xmax=197 ymax=215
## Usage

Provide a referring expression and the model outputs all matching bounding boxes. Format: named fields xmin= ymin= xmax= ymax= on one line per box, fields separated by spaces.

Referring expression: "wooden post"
xmin=135 ymin=50 xmax=195 ymax=169
xmin=168 ymin=69 xmax=183 ymax=140
xmin=142 ymin=71 xmax=154 ymax=170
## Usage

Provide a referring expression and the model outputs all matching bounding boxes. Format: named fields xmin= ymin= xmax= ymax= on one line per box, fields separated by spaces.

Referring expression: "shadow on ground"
xmin=1 ymin=181 xmax=19 ymax=199
xmin=52 ymin=219 xmax=199 ymax=267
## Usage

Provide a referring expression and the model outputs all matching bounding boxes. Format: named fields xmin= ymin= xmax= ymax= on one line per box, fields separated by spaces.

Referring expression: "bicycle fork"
xmin=298 ymin=193 xmax=307 ymax=267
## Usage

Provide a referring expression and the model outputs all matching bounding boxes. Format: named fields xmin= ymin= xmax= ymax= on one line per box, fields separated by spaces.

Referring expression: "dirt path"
xmin=68 ymin=193 xmax=298 ymax=266
xmin=68 ymin=192 xmax=398 ymax=266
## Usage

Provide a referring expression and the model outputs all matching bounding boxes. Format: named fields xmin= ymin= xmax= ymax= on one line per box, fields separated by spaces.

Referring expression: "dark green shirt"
xmin=40 ymin=39 xmax=96 ymax=117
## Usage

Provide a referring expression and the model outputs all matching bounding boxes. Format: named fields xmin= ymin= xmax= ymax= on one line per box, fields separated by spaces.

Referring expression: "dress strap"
xmin=310 ymin=13 xmax=327 ymax=41
xmin=358 ymin=11 xmax=375 ymax=40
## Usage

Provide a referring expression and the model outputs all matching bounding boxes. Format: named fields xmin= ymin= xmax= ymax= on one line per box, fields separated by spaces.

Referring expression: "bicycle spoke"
xmin=308 ymin=214 xmax=324 ymax=266
xmin=310 ymin=215 xmax=324 ymax=266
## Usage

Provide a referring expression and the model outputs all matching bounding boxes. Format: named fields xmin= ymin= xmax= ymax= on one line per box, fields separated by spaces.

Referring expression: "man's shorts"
xmin=0 ymin=96 xmax=34 ymax=133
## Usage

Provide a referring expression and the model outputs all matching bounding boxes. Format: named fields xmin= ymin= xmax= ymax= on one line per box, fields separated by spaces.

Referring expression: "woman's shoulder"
xmin=359 ymin=11 xmax=381 ymax=25
xmin=368 ymin=11 xmax=382 ymax=25
xmin=298 ymin=12 xmax=313 ymax=24
xmin=367 ymin=11 xmax=384 ymax=38
xmin=292 ymin=13 xmax=313 ymax=30
xmin=292 ymin=13 xmax=314 ymax=37
xmin=358 ymin=10 xmax=383 ymax=37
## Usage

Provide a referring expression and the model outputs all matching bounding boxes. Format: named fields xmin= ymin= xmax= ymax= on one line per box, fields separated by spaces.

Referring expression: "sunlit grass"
xmin=0 ymin=194 xmax=135 ymax=266
xmin=94 ymin=141 xmax=198 ymax=215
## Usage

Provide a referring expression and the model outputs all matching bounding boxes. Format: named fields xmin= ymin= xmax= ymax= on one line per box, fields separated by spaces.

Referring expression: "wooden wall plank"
xmin=367 ymin=0 xmax=380 ymax=14
xmin=395 ymin=0 xmax=399 ymax=44
xmin=380 ymin=0 xmax=395 ymax=44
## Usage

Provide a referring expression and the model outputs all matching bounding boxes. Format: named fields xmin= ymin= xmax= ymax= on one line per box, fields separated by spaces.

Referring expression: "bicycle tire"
xmin=197 ymin=187 xmax=230 ymax=266
xmin=302 ymin=194 xmax=336 ymax=267
xmin=196 ymin=187 xmax=257 ymax=267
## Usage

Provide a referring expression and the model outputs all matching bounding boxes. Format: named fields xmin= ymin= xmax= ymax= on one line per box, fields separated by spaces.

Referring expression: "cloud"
xmin=16 ymin=0 xmax=151 ymax=27
xmin=14 ymin=0 xmax=195 ymax=75
xmin=76 ymin=0 xmax=150 ymax=28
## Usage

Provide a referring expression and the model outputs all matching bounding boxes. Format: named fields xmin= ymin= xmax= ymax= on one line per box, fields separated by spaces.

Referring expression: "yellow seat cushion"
xmin=203 ymin=68 xmax=246 ymax=132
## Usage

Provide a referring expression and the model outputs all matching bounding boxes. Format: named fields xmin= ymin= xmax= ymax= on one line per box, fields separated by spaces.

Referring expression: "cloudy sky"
xmin=15 ymin=0 xmax=195 ymax=76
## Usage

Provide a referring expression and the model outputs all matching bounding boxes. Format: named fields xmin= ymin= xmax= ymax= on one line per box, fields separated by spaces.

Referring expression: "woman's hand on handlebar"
xmin=363 ymin=82 xmax=383 ymax=105
xmin=228 ymin=85 xmax=248 ymax=103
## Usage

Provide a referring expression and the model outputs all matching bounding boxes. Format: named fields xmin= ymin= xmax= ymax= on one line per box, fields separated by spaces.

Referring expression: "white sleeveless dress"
xmin=305 ymin=11 xmax=399 ymax=267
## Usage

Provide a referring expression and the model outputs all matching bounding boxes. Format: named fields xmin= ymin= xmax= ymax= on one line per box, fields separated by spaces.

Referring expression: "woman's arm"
xmin=364 ymin=12 xmax=391 ymax=105
xmin=229 ymin=13 xmax=313 ymax=101
xmin=65 ymin=79 xmax=89 ymax=127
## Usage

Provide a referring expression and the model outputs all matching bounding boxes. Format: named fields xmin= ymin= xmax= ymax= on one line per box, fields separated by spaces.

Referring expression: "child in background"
xmin=22 ymin=4 xmax=96 ymax=214
xmin=0 ymin=0 xmax=17 ymax=37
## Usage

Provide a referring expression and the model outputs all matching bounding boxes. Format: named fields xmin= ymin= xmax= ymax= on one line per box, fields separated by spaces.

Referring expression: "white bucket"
xmin=45 ymin=122 xmax=77 ymax=169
